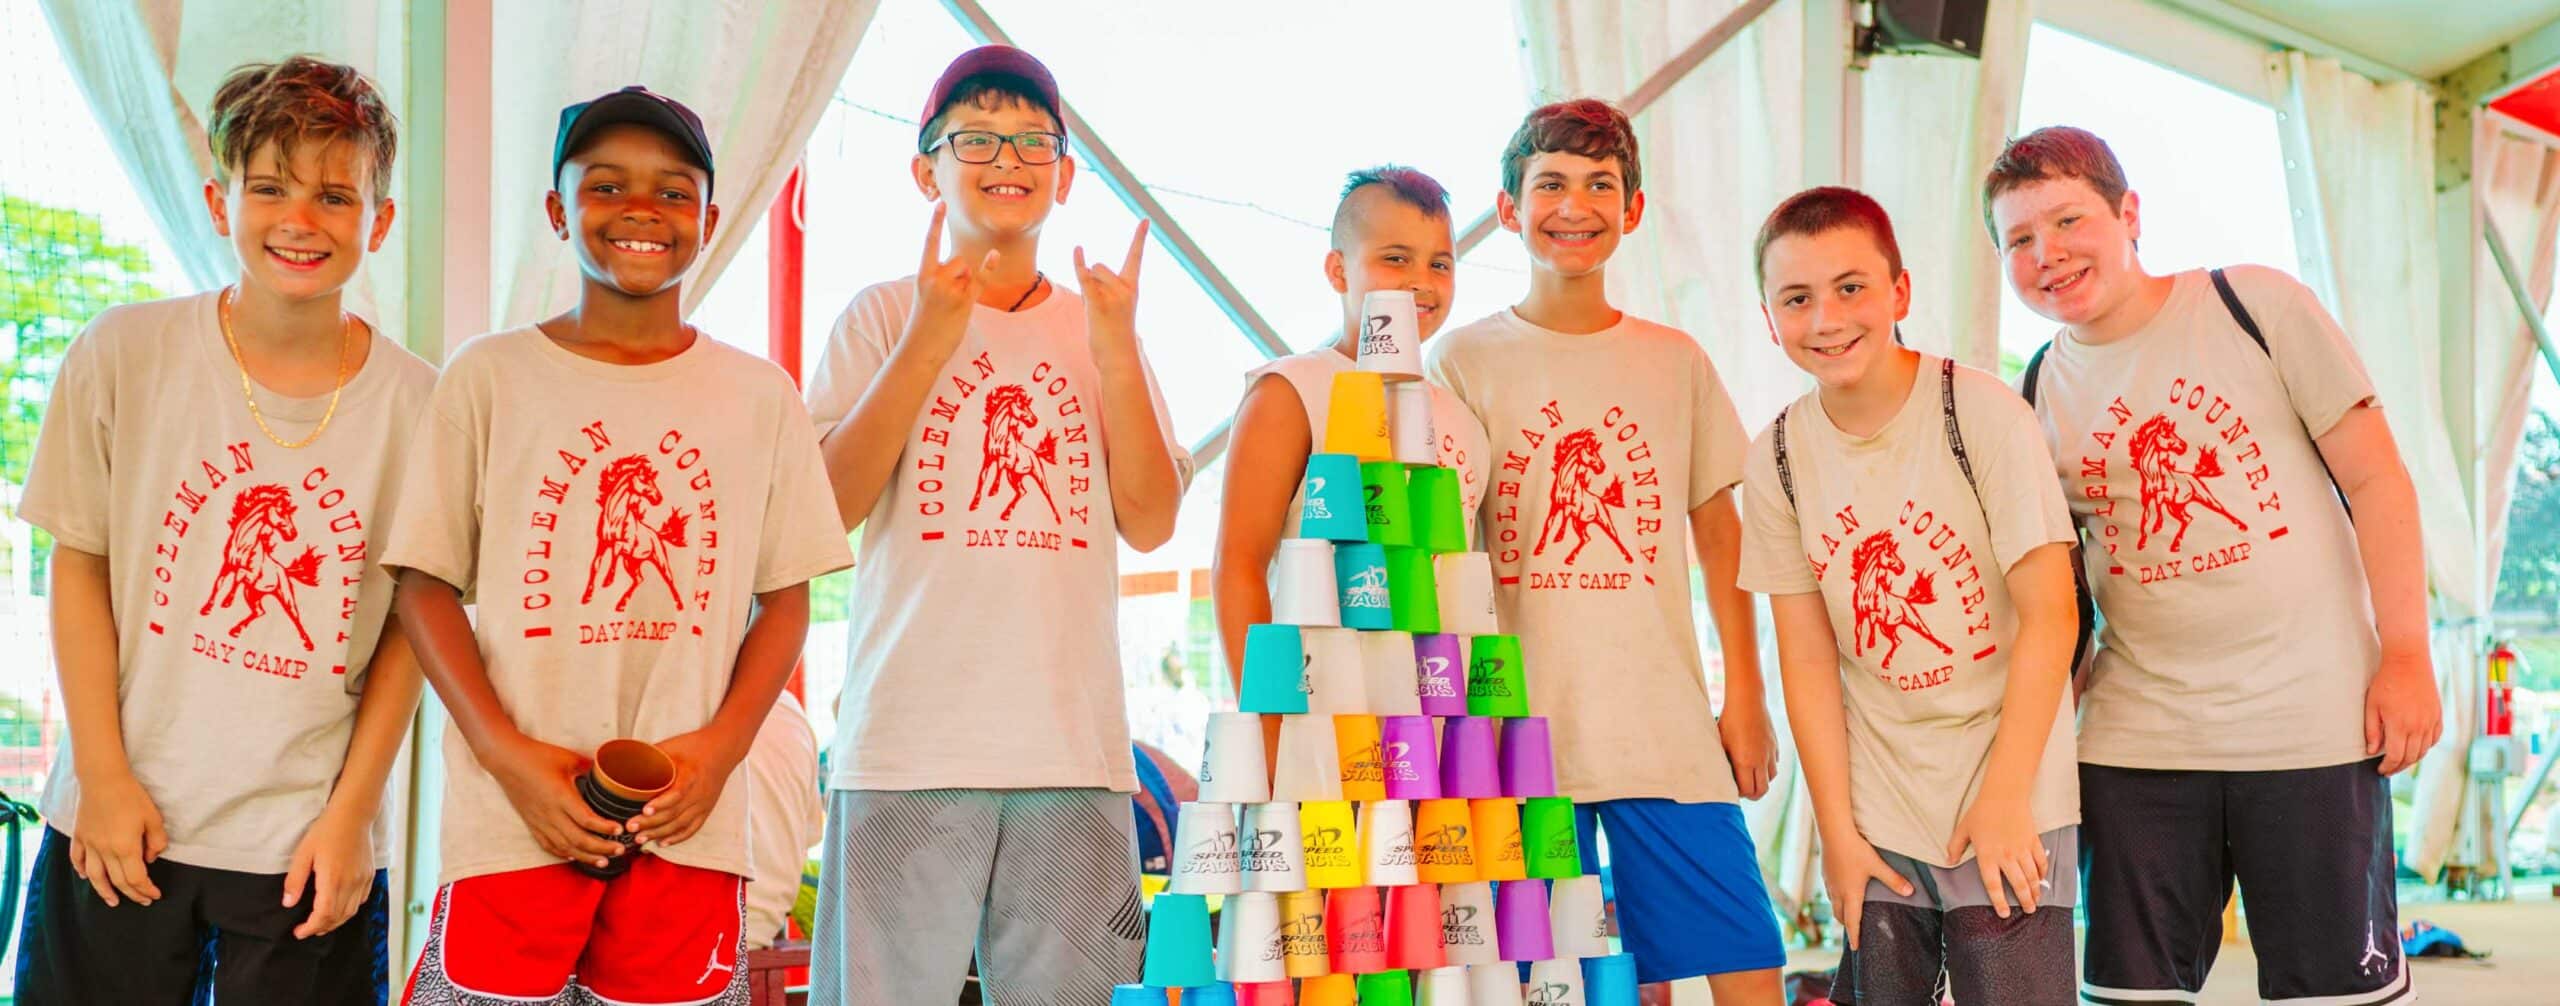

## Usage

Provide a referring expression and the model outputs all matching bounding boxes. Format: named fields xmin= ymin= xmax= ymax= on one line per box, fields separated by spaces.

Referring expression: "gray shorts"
xmin=1833 ymin=827 xmax=2079 ymax=1006
xmin=808 ymin=788 xmax=1144 ymax=1006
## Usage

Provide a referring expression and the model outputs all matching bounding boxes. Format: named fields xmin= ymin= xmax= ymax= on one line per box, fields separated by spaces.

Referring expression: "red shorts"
xmin=403 ymin=855 xmax=748 ymax=1005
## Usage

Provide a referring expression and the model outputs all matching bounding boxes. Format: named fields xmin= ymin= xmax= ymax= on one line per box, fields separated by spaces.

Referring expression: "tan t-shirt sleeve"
xmin=756 ymin=376 xmax=857 ymax=594
xmin=804 ymin=285 xmax=902 ymax=432
xmin=19 ymin=326 xmax=112 ymax=554
xmin=1735 ymin=422 xmax=1817 ymax=595
xmin=379 ymin=390 xmax=487 ymax=600
xmin=1688 ymin=350 xmax=1749 ymax=508
xmin=1969 ymin=385 xmax=2080 ymax=576
xmin=2233 ymin=265 xmax=2378 ymax=438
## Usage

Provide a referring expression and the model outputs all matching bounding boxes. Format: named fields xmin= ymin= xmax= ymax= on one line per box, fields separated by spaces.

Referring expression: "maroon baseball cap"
xmin=917 ymin=45 xmax=1063 ymax=151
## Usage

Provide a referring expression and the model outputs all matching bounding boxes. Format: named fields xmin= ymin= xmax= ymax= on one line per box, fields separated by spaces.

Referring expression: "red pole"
xmin=767 ymin=163 xmax=807 ymax=386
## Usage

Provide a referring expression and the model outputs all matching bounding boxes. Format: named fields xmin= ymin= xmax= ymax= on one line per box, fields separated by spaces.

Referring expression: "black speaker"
xmin=1869 ymin=0 xmax=1990 ymax=58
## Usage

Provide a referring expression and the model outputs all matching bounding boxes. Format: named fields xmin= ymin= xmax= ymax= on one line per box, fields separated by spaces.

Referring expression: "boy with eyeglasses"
xmin=803 ymin=45 xmax=1189 ymax=1005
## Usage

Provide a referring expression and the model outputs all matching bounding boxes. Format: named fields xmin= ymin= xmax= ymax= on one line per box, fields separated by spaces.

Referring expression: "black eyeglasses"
xmin=925 ymin=130 xmax=1067 ymax=165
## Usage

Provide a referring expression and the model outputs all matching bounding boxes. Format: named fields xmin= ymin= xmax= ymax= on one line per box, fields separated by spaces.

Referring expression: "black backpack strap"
xmin=1772 ymin=405 xmax=1796 ymax=512
xmin=1940 ymin=357 xmax=1981 ymax=503
xmin=2209 ymin=267 xmax=2349 ymax=514
xmin=2020 ymin=339 xmax=2054 ymax=405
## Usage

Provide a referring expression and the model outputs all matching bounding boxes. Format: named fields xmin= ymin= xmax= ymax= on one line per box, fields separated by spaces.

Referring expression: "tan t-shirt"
xmin=21 ymin=291 xmax=434 ymax=873
xmin=1424 ymin=309 xmax=1748 ymax=804
xmin=2027 ymin=266 xmax=2380 ymax=770
xmin=1737 ymin=356 xmax=2079 ymax=866
xmin=381 ymin=328 xmax=853 ymax=887
xmin=1245 ymin=345 xmax=1490 ymax=540
xmin=806 ymin=279 xmax=1190 ymax=793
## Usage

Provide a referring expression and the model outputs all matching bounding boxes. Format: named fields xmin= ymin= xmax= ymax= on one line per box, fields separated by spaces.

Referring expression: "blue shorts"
xmin=1576 ymin=799 xmax=1786 ymax=982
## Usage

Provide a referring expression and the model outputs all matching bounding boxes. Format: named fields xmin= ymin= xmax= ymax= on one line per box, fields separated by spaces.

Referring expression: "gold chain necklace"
xmin=218 ymin=286 xmax=356 ymax=450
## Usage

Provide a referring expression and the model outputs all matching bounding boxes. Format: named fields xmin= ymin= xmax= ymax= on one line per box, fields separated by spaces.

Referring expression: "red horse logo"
xmin=1534 ymin=428 xmax=1632 ymax=565
xmin=2130 ymin=414 xmax=2248 ymax=552
xmin=1850 ymin=532 xmax=1950 ymax=670
xmin=583 ymin=454 xmax=690 ymax=612
xmin=969 ymin=385 xmax=1060 ymax=521
xmin=199 ymin=484 xmax=321 ymax=650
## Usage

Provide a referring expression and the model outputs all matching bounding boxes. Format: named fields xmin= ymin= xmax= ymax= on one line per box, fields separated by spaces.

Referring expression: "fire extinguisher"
xmin=2486 ymin=642 xmax=2517 ymax=738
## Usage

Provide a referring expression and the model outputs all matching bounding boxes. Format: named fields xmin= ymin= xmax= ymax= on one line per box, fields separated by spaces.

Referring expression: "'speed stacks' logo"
xmin=1441 ymin=904 xmax=1487 ymax=946
xmin=1491 ymin=400 xmax=1668 ymax=592
xmin=1241 ymin=827 xmax=1290 ymax=874
xmin=1303 ymin=825 xmax=1355 ymax=871
xmin=911 ymin=350 xmax=1098 ymax=552
xmin=1359 ymin=311 xmax=1403 ymax=360
xmin=517 ymin=421 xmax=724 ymax=645
xmin=2075 ymin=380 xmax=2291 ymax=584
xmin=156 ymin=441 xmax=370 ymax=679
xmin=1417 ymin=824 xmax=1473 ymax=868
xmin=1807 ymin=500 xmax=1996 ymax=694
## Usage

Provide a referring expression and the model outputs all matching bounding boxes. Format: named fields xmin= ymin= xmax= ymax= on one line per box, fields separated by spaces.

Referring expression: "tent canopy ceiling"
xmin=2202 ymin=0 xmax=2560 ymax=78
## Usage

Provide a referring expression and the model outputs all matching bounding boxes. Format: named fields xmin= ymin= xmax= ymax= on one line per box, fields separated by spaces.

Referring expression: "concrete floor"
xmin=1742 ymin=895 xmax=2553 ymax=1004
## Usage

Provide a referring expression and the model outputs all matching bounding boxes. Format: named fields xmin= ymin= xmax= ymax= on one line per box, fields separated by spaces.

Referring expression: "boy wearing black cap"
xmin=804 ymin=45 xmax=1187 ymax=1004
xmin=383 ymin=86 xmax=852 ymax=1004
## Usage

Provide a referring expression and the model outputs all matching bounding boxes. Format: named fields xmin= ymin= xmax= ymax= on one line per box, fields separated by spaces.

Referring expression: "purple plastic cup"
xmin=1438 ymin=716 xmax=1502 ymax=799
xmin=1379 ymin=715 xmax=1442 ymax=801
xmin=1493 ymin=879 xmax=1554 ymax=962
xmin=1497 ymin=716 xmax=1558 ymax=798
xmin=1412 ymin=634 xmax=1469 ymax=717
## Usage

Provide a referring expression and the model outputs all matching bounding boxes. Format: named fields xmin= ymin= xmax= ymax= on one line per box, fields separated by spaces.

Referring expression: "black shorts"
xmin=2079 ymin=758 xmax=2409 ymax=1005
xmin=12 ymin=825 xmax=390 ymax=1004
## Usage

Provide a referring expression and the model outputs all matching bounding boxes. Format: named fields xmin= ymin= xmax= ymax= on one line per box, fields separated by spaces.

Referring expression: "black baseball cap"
xmin=553 ymin=86 xmax=716 ymax=196
xmin=917 ymin=45 xmax=1063 ymax=151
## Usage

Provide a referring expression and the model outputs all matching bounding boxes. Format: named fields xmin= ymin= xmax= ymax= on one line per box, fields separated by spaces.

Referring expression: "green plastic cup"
xmin=1465 ymin=635 xmax=1530 ymax=718
xmin=1404 ymin=466 xmax=1468 ymax=554
xmin=1384 ymin=546 xmax=1440 ymax=635
xmin=1359 ymin=461 xmax=1414 ymax=548
xmin=1521 ymin=796 xmax=1583 ymax=879
xmin=1355 ymin=968 xmax=1415 ymax=1006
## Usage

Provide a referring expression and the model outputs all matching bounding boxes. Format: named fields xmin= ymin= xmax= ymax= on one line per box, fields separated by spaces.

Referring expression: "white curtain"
xmin=35 ymin=0 xmax=407 ymax=328
xmin=1856 ymin=0 xmax=2034 ymax=372
xmin=2472 ymin=118 xmax=2560 ymax=605
xmin=487 ymin=1 xmax=876 ymax=331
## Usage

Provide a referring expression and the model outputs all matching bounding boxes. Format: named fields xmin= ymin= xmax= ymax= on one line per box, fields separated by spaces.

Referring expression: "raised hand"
xmin=906 ymin=202 xmax=999 ymax=359
xmin=1075 ymin=220 xmax=1149 ymax=362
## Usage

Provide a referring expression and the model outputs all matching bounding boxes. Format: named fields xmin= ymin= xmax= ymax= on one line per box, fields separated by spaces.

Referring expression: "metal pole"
xmin=939 ymin=0 xmax=1291 ymax=362
xmin=2482 ymin=215 xmax=2560 ymax=390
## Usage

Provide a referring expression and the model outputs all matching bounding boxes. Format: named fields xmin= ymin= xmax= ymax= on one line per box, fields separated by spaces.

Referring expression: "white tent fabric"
xmin=1855 ymin=0 xmax=2034 ymax=372
xmin=35 ymin=0 xmax=408 ymax=326
xmin=487 ymin=0 xmax=876 ymax=330
xmin=2472 ymin=118 xmax=2560 ymax=605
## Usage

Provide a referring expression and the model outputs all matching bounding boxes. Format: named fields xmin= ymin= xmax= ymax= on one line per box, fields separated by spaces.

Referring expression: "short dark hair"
xmin=918 ymin=74 xmax=1061 ymax=153
xmin=1331 ymin=165 xmax=1450 ymax=248
xmin=1754 ymin=186 xmax=1904 ymax=290
xmin=1500 ymin=99 xmax=1641 ymax=200
xmin=208 ymin=55 xmax=399 ymax=200
xmin=1981 ymin=126 xmax=2130 ymax=239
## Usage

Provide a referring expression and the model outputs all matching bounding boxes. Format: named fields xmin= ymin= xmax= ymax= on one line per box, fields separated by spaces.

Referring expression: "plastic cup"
xmin=1217 ymin=891 xmax=1286 ymax=984
xmin=1300 ymin=973 xmax=1358 ymax=1006
xmin=1432 ymin=552 xmax=1499 ymax=637
xmin=1438 ymin=881 xmax=1501 ymax=967
xmin=1385 ymin=546 xmax=1441 ymax=635
xmin=1360 ymin=461 xmax=1415 ymax=549
xmin=1144 ymin=892 xmax=1219 ymax=988
xmin=1199 ymin=712 xmax=1272 ymax=804
xmin=1416 ymin=966 xmax=1472 ymax=1006
xmin=1187 ymin=984 xmax=1242 ymax=1006
xmin=1300 ymin=800 xmax=1363 ymax=889
xmin=1324 ymin=370 xmax=1394 ymax=462
xmin=1240 ymin=624 xmax=1312 ymax=715
xmin=1277 ymin=888 xmax=1331 ymax=978
xmin=1358 ymin=798 xmax=1419 ymax=888
xmin=1379 ymin=715 xmax=1442 ymax=801
xmin=1405 ymin=466 xmax=1468 ymax=554
xmin=1357 ymin=289 xmax=1422 ymax=380
xmin=1358 ymin=968 xmax=1418 ymax=1006
xmin=1333 ymin=543 xmax=1395 ymax=630
xmin=1492 ymin=880 xmax=1553 ymax=962
xmin=1412 ymin=634 xmax=1470 ymax=718
xmin=1413 ymin=798 xmax=1478 ymax=884
xmin=1390 ymin=381 xmax=1438 ymax=465
xmin=1335 ymin=715 xmax=1387 ymax=803
xmin=1470 ymin=798 xmax=1527 ymax=882
xmin=1237 ymin=980 xmax=1297 ymax=1006
xmin=1384 ymin=880 xmax=1447 ymax=971
xmin=1361 ymin=630 xmax=1423 ymax=717
xmin=1169 ymin=802 xmax=1242 ymax=895
xmin=576 ymin=738 xmax=673 ymax=878
xmin=1547 ymin=874 xmax=1609 ymax=958
xmin=1581 ymin=954 xmax=1640 ymax=1006
xmin=1525 ymin=959 xmax=1587 ymax=1006
xmin=1273 ymin=539 xmax=1343 ymax=627
xmin=1437 ymin=717 xmax=1501 ymax=799
xmin=1464 ymin=636 xmax=1530 ymax=718
xmin=1468 ymin=963 xmax=1526 ymax=1006
xmin=1298 ymin=452 xmax=1371 ymax=543
xmin=1496 ymin=718 xmax=1557 ymax=798
xmin=1241 ymin=802 xmax=1307 ymax=893
xmin=1272 ymin=714 xmax=1345 ymax=803
xmin=1302 ymin=627 xmax=1366 ymax=716
xmin=1325 ymin=885 xmax=1388 ymax=974
xmin=1113 ymin=985 xmax=1171 ymax=1006
xmin=1520 ymin=798 xmax=1581 ymax=880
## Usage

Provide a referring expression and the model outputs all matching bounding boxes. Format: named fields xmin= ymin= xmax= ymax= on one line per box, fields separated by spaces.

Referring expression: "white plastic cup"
xmin=1357 ymin=289 xmax=1423 ymax=380
xmin=1198 ymin=711 xmax=1273 ymax=804
xmin=1273 ymin=539 xmax=1343 ymax=627
xmin=1167 ymin=802 xmax=1242 ymax=895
